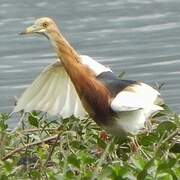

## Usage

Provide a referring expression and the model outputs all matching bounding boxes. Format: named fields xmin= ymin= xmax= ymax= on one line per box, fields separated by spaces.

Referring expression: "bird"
xmin=14 ymin=17 xmax=163 ymax=138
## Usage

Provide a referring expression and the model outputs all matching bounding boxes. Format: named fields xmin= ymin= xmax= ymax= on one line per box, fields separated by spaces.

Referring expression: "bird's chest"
xmin=80 ymin=92 xmax=112 ymax=125
xmin=103 ymin=109 xmax=146 ymax=136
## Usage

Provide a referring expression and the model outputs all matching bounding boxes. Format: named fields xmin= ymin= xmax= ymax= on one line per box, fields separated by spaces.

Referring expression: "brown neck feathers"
xmin=49 ymin=30 xmax=111 ymax=120
xmin=49 ymin=30 xmax=94 ymax=91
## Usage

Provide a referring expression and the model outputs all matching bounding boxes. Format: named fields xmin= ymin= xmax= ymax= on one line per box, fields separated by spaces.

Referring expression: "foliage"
xmin=0 ymin=106 xmax=179 ymax=180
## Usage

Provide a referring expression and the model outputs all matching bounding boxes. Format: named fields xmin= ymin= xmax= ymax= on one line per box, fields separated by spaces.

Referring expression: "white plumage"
xmin=110 ymin=83 xmax=163 ymax=135
xmin=111 ymin=83 xmax=161 ymax=113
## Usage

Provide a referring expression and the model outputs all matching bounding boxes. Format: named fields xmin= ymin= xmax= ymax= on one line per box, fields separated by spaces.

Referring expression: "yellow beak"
xmin=20 ymin=25 xmax=42 ymax=35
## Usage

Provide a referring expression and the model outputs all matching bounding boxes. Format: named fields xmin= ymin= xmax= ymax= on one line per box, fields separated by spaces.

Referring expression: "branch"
xmin=19 ymin=128 xmax=58 ymax=134
xmin=44 ymin=132 xmax=62 ymax=167
xmin=1 ymin=134 xmax=59 ymax=161
xmin=155 ymin=128 xmax=179 ymax=155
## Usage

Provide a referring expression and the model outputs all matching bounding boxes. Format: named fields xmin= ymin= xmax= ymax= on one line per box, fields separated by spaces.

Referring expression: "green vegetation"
xmin=0 ymin=105 xmax=179 ymax=180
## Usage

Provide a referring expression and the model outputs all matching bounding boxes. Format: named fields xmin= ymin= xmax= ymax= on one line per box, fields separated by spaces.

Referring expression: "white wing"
xmin=13 ymin=55 xmax=111 ymax=118
xmin=111 ymin=83 xmax=163 ymax=116
xmin=80 ymin=55 xmax=111 ymax=75
xmin=13 ymin=60 xmax=87 ymax=118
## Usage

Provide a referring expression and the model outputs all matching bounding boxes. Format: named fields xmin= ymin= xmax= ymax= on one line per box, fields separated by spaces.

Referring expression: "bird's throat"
xmin=49 ymin=30 xmax=93 ymax=92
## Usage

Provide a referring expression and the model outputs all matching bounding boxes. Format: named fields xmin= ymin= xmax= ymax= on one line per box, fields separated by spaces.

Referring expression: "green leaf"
xmin=0 ymin=114 xmax=9 ymax=131
xmin=79 ymin=152 xmax=95 ymax=165
xmin=28 ymin=113 xmax=39 ymax=127
xmin=131 ymin=155 xmax=147 ymax=171
xmin=137 ymin=158 xmax=154 ymax=180
xmin=0 ymin=174 xmax=9 ymax=180
xmin=170 ymin=143 xmax=180 ymax=153
xmin=118 ymin=71 xmax=125 ymax=79
xmin=157 ymin=121 xmax=177 ymax=136
xmin=4 ymin=161 xmax=13 ymax=172
xmin=97 ymin=138 xmax=106 ymax=149
xmin=140 ymin=133 xmax=157 ymax=146
xmin=0 ymin=120 xmax=8 ymax=132
xmin=156 ymin=172 xmax=173 ymax=180
xmin=173 ymin=167 xmax=180 ymax=179
xmin=66 ymin=169 xmax=74 ymax=179
xmin=157 ymin=158 xmax=176 ymax=172
xmin=29 ymin=170 xmax=41 ymax=179
xmin=67 ymin=154 xmax=80 ymax=168
xmin=111 ymin=165 xmax=129 ymax=178
xmin=70 ymin=140 xmax=86 ymax=150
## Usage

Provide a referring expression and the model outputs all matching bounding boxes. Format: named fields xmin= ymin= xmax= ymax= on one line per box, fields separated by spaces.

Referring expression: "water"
xmin=0 ymin=0 xmax=180 ymax=113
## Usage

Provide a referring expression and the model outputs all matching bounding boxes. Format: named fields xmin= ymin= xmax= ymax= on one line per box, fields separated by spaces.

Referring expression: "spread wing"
xmin=13 ymin=61 xmax=87 ymax=118
xmin=111 ymin=83 xmax=163 ymax=117
xmin=13 ymin=55 xmax=111 ymax=118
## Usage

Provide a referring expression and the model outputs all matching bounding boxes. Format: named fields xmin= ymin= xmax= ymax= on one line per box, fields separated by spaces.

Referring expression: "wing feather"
xmin=111 ymin=83 xmax=163 ymax=116
xmin=13 ymin=55 xmax=111 ymax=118
xmin=13 ymin=61 xmax=87 ymax=118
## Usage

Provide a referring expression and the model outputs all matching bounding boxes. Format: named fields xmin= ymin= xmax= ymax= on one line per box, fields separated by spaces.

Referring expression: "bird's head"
xmin=20 ymin=17 xmax=58 ymax=39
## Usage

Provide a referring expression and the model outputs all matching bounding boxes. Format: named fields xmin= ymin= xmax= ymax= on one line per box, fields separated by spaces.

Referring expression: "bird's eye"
xmin=43 ymin=22 xmax=48 ymax=28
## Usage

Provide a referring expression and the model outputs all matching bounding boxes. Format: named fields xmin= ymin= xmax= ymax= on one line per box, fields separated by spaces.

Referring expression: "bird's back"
xmin=97 ymin=71 xmax=138 ymax=97
xmin=95 ymin=71 xmax=163 ymax=136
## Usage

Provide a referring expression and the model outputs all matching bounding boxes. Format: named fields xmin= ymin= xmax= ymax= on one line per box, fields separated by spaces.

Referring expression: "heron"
xmin=14 ymin=17 xmax=163 ymax=138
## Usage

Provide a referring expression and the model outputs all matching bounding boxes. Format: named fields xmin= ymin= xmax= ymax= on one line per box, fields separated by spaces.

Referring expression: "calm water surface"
xmin=0 ymin=0 xmax=180 ymax=113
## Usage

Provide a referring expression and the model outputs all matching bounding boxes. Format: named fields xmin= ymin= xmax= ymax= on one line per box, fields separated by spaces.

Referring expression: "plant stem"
xmin=2 ymin=134 xmax=59 ymax=161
